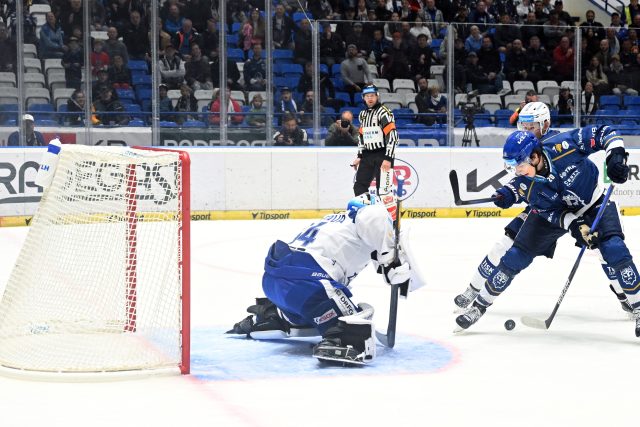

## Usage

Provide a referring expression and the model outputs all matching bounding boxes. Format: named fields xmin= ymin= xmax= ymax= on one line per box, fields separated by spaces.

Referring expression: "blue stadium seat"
xmin=624 ymin=95 xmax=640 ymax=109
xmin=35 ymin=119 xmax=58 ymax=126
xmin=227 ymin=48 xmax=244 ymax=61
xmin=128 ymin=60 xmax=148 ymax=73
xmin=331 ymin=63 xmax=342 ymax=76
xmin=293 ymin=12 xmax=308 ymax=23
xmin=319 ymin=64 xmax=329 ymax=75
xmin=0 ymin=104 xmax=18 ymax=122
xmin=430 ymin=39 xmax=443 ymax=50
xmin=494 ymin=109 xmax=513 ymax=127
xmin=159 ymin=120 xmax=178 ymax=127
xmin=281 ymin=63 xmax=304 ymax=78
xmin=28 ymin=103 xmax=55 ymax=120
xmin=182 ymin=119 xmax=206 ymax=128
xmin=136 ymin=88 xmax=152 ymax=102
xmin=599 ymin=95 xmax=621 ymax=111
xmin=226 ymin=34 xmax=239 ymax=45
xmin=334 ymin=92 xmax=351 ymax=106
xmin=272 ymin=49 xmax=293 ymax=63
xmin=132 ymin=74 xmax=152 ymax=89
xmin=128 ymin=119 xmax=146 ymax=126
xmin=116 ymin=88 xmax=136 ymax=102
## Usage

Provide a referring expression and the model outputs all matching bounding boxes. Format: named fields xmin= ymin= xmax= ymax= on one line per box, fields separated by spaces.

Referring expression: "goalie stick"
xmin=375 ymin=176 xmax=405 ymax=348
xmin=449 ymin=170 xmax=496 ymax=205
xmin=521 ymin=185 xmax=615 ymax=330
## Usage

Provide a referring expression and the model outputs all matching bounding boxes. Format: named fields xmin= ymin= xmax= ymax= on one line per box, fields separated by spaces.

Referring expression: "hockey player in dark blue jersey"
xmin=454 ymin=102 xmax=634 ymax=315
xmin=456 ymin=126 xmax=640 ymax=337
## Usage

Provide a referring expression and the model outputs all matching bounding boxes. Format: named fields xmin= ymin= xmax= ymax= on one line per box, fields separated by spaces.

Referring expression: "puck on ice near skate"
xmin=504 ymin=319 xmax=515 ymax=330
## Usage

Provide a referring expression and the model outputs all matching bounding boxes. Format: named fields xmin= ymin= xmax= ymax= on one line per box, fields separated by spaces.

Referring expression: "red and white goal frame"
xmin=0 ymin=145 xmax=190 ymax=380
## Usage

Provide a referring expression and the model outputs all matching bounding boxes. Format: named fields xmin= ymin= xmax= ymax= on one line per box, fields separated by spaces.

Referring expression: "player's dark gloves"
xmin=492 ymin=186 xmax=516 ymax=209
xmin=606 ymin=147 xmax=629 ymax=184
xmin=570 ymin=218 xmax=599 ymax=249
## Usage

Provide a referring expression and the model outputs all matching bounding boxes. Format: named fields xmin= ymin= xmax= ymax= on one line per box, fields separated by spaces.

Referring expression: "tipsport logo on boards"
xmin=362 ymin=158 xmax=420 ymax=199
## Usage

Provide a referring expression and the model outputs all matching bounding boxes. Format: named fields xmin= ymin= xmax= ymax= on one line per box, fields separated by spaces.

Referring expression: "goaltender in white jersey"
xmin=227 ymin=195 xmax=426 ymax=365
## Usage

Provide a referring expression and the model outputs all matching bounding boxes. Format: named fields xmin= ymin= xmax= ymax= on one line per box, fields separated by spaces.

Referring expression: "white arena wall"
xmin=1 ymin=142 xmax=639 ymax=226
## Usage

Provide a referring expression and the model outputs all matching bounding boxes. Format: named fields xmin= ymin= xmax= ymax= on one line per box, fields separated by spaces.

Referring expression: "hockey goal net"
xmin=0 ymin=145 xmax=190 ymax=377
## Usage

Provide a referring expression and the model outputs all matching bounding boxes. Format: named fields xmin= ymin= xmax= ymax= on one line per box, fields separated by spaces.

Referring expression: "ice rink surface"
xmin=1 ymin=216 xmax=640 ymax=427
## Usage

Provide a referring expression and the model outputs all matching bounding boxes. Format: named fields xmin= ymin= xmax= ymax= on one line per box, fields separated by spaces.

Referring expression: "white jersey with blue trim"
xmin=287 ymin=203 xmax=396 ymax=286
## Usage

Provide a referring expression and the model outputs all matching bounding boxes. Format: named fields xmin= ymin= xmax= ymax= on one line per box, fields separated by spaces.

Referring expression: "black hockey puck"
xmin=504 ymin=319 xmax=516 ymax=331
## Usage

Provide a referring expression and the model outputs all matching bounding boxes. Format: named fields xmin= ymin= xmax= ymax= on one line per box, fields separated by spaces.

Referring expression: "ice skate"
xmin=454 ymin=303 xmax=486 ymax=332
xmin=454 ymin=284 xmax=480 ymax=313
xmin=633 ymin=309 xmax=640 ymax=338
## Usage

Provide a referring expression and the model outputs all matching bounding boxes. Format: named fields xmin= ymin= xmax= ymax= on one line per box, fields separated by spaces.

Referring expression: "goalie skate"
xmin=312 ymin=338 xmax=366 ymax=366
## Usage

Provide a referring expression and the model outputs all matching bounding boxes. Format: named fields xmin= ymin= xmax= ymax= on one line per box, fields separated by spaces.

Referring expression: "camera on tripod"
xmin=458 ymin=90 xmax=481 ymax=147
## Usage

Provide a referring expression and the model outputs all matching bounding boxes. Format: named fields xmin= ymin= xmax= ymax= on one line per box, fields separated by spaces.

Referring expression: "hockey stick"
xmin=521 ymin=185 xmax=615 ymax=330
xmin=375 ymin=176 xmax=405 ymax=348
xmin=449 ymin=170 xmax=496 ymax=205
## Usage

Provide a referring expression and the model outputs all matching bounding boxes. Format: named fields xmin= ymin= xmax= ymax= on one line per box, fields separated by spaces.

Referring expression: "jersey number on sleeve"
xmin=291 ymin=222 xmax=327 ymax=247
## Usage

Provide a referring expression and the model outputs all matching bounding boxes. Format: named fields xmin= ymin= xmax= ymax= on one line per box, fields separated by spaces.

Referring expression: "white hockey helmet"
xmin=517 ymin=101 xmax=551 ymax=136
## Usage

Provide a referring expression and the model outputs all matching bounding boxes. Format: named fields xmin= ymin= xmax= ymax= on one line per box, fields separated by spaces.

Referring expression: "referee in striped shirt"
xmin=352 ymin=85 xmax=399 ymax=209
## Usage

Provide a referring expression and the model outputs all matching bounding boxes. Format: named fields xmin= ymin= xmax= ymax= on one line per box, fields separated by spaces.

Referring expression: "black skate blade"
xmin=313 ymin=345 xmax=365 ymax=366
xmin=313 ymin=354 xmax=365 ymax=366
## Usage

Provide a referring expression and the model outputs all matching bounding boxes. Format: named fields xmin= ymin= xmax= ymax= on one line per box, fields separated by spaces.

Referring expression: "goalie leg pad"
xmin=226 ymin=298 xmax=301 ymax=339
xmin=377 ymin=168 xmax=397 ymax=220
xmin=312 ymin=303 xmax=376 ymax=365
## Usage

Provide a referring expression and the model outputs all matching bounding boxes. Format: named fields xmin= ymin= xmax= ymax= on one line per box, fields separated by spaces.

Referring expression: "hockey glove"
xmin=382 ymin=260 xmax=411 ymax=286
xmin=570 ymin=218 xmax=599 ymax=249
xmin=606 ymin=147 xmax=629 ymax=184
xmin=492 ymin=186 xmax=516 ymax=209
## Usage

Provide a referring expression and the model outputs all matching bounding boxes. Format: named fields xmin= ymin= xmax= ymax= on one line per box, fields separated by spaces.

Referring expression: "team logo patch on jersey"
xmin=314 ymin=309 xmax=338 ymax=325
xmin=480 ymin=259 xmax=494 ymax=277
xmin=519 ymin=183 xmax=527 ymax=191
xmin=554 ymin=143 xmax=563 ymax=153
xmin=492 ymin=271 xmax=510 ymax=290
xmin=620 ymin=266 xmax=638 ymax=287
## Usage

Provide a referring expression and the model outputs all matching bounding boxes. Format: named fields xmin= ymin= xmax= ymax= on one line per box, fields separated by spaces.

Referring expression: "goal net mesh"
xmin=0 ymin=145 xmax=189 ymax=375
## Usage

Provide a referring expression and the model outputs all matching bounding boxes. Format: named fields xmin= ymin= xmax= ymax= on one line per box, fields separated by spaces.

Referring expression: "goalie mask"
xmin=347 ymin=194 xmax=371 ymax=220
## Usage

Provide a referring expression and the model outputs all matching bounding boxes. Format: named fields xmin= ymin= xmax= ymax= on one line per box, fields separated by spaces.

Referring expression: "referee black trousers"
xmin=353 ymin=148 xmax=394 ymax=196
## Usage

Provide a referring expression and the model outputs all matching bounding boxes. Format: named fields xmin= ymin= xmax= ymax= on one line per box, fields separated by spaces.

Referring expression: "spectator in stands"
xmin=325 ymin=110 xmax=359 ymax=146
xmin=107 ymin=0 xmax=145 ymax=34
xmin=104 ymin=27 xmax=129 ymax=65
xmin=355 ymin=0 xmax=369 ymax=21
xmin=543 ymin=11 xmax=568 ymax=51
xmin=585 ymin=56 xmax=610 ymax=97
xmin=247 ymin=8 xmax=266 ymax=46
xmin=468 ymin=1 xmax=495 ymax=33
xmin=409 ymin=16 xmax=432 ymax=43
xmin=172 ymin=18 xmax=201 ymax=58
xmin=90 ymin=0 xmax=108 ymax=31
xmin=298 ymin=90 xmax=329 ymax=127
xmin=620 ymin=39 xmax=636 ymax=67
xmin=7 ymin=115 xmax=45 ymax=147
xmin=239 ymin=18 xmax=254 ymax=60
xmin=158 ymin=84 xmax=174 ymax=120
xmin=520 ymin=12 xmax=541 ymax=46
xmin=297 ymin=62 xmax=341 ymax=110
xmin=174 ymin=83 xmax=198 ymax=124
xmin=551 ymin=36 xmax=574 ymax=83
xmin=605 ymin=28 xmax=621 ymax=58
xmin=66 ymin=89 xmax=98 ymax=126
xmin=534 ymin=0 xmax=550 ymax=24
xmin=398 ymin=0 xmax=418 ymax=21
xmin=39 ymin=12 xmax=66 ymax=59
xmin=381 ymin=32 xmax=411 ymax=80
xmin=273 ymin=113 xmax=309 ymax=146
xmin=610 ymin=12 xmax=627 ymax=39
xmin=59 ymin=0 xmax=83 ymax=43
xmin=123 ymin=10 xmax=149 ymax=61
xmin=159 ymin=44 xmax=185 ymax=90
xmin=504 ymin=39 xmax=532 ymax=83
xmin=556 ymin=86 xmax=574 ymax=125
xmin=246 ymin=93 xmax=267 ymax=127
xmin=153 ymin=19 xmax=172 ymax=56
xmin=410 ymin=34 xmax=433 ymax=81
xmin=210 ymin=45 xmax=242 ymax=90
xmin=625 ymin=0 xmax=640 ymax=26
xmin=9 ymin=5 xmax=37 ymax=45
xmin=371 ymin=28 xmax=392 ymax=65
xmin=345 ymin=22 xmax=371 ymax=59
xmin=201 ymin=18 xmax=219 ymax=59
xmin=364 ymin=9 xmax=384 ymax=39
xmin=281 ymin=0 xmax=303 ymax=15
xmin=374 ymin=0 xmax=392 ymax=21
xmin=276 ymin=86 xmax=299 ymax=124
xmin=272 ymin=3 xmax=295 ymax=50
xmin=465 ymin=51 xmax=501 ymax=94
xmin=62 ymin=36 xmax=84 ymax=90
xmin=517 ymin=0 xmax=535 ymax=20
xmin=553 ymin=1 xmax=572 ymax=27
xmin=341 ymin=43 xmax=373 ymax=103
xmin=580 ymin=9 xmax=605 ymax=41
xmin=90 ymin=39 xmax=110 ymax=78
xmin=209 ymin=88 xmax=244 ymax=125
xmin=93 ymin=87 xmax=128 ymax=126
xmin=384 ymin=12 xmax=403 ymax=41
xmin=320 ymin=23 xmax=345 ymax=68
xmin=509 ymin=90 xmax=538 ymax=125
xmin=582 ymin=81 xmax=598 ymax=120
xmin=399 ymin=21 xmax=418 ymax=51
xmin=465 ymin=25 xmax=483 ymax=54
xmin=336 ymin=7 xmax=357 ymax=39
xmin=526 ymin=35 xmax=550 ymax=82
xmin=163 ymin=2 xmax=184 ymax=35
xmin=184 ymin=0 xmax=213 ymax=33
xmin=609 ymin=54 xmax=638 ymax=96
xmin=0 ymin=23 xmax=15 ymax=72
xmin=424 ymin=83 xmax=447 ymax=125
xmin=494 ymin=13 xmax=520 ymax=51
xmin=294 ymin=19 xmax=313 ymax=66
xmin=420 ymin=0 xmax=445 ymax=36
xmin=594 ymin=38 xmax=613 ymax=73
xmin=478 ymin=36 xmax=503 ymax=83
xmin=451 ymin=6 xmax=471 ymax=40
xmin=92 ymin=69 xmax=113 ymax=98
xmin=185 ymin=43 xmax=213 ymax=91
xmin=415 ymin=77 xmax=431 ymax=124
xmin=109 ymin=54 xmax=132 ymax=90
xmin=244 ymin=43 xmax=266 ymax=91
